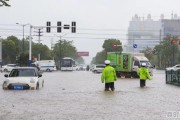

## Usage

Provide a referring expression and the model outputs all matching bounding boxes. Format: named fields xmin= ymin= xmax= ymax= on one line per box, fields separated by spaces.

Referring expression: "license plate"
xmin=14 ymin=85 xmax=24 ymax=90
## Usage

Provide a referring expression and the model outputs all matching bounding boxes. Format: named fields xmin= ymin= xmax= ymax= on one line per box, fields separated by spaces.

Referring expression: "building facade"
xmin=127 ymin=14 xmax=180 ymax=52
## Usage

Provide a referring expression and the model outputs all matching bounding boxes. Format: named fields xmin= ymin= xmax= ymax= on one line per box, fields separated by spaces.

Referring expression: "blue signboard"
xmin=133 ymin=44 xmax=137 ymax=48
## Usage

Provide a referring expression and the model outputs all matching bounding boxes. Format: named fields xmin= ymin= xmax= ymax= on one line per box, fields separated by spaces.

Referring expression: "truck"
xmin=34 ymin=60 xmax=57 ymax=72
xmin=107 ymin=52 xmax=153 ymax=78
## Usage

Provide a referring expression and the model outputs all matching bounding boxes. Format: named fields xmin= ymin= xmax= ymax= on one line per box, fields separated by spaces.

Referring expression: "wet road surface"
xmin=0 ymin=69 xmax=179 ymax=120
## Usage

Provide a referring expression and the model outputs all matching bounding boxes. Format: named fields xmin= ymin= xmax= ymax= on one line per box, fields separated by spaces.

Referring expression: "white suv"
xmin=92 ymin=64 xmax=106 ymax=73
xmin=2 ymin=64 xmax=18 ymax=72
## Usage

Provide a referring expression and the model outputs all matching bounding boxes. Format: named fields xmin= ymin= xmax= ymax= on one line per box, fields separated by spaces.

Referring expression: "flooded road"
xmin=0 ymin=70 xmax=179 ymax=120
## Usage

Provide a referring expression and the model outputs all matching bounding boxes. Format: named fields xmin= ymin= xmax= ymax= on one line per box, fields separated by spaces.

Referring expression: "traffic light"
xmin=72 ymin=21 xmax=76 ymax=33
xmin=46 ymin=21 xmax=51 ymax=33
xmin=57 ymin=21 xmax=61 ymax=33
xmin=64 ymin=24 xmax=70 ymax=29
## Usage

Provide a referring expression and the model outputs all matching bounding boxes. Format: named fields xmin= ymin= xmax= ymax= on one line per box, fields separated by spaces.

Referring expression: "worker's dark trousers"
xmin=140 ymin=79 xmax=146 ymax=87
xmin=105 ymin=82 xmax=114 ymax=91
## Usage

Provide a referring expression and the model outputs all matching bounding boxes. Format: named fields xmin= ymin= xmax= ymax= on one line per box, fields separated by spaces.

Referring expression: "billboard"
xmin=77 ymin=52 xmax=89 ymax=56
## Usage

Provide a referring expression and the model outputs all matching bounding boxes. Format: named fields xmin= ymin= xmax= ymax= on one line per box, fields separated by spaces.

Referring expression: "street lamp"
xmin=16 ymin=23 xmax=29 ymax=54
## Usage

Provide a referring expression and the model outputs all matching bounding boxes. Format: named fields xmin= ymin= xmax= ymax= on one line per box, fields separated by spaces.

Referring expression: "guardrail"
xmin=166 ymin=69 xmax=180 ymax=86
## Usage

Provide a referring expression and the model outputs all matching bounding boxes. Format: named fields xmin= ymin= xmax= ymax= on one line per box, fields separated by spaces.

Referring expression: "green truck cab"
xmin=107 ymin=52 xmax=153 ymax=78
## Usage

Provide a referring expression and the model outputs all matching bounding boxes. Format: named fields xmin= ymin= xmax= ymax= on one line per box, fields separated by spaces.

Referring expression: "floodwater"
xmin=0 ymin=69 xmax=180 ymax=120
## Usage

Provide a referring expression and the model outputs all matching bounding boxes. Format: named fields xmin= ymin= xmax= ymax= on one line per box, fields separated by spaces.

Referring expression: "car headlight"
xmin=30 ymin=78 xmax=36 ymax=83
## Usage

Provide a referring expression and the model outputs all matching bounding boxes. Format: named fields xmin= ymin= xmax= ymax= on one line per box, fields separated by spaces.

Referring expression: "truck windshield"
xmin=140 ymin=61 xmax=153 ymax=68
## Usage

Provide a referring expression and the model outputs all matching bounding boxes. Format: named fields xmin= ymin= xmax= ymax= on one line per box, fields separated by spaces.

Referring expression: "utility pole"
xmin=159 ymin=29 xmax=162 ymax=68
xmin=34 ymin=28 xmax=43 ymax=43
xmin=0 ymin=36 xmax=2 ymax=68
xmin=29 ymin=25 xmax=33 ymax=66
xmin=51 ymin=38 xmax=54 ymax=50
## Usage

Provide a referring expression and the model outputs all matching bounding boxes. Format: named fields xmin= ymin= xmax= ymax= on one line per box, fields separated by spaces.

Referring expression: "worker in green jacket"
xmin=137 ymin=63 xmax=152 ymax=87
xmin=101 ymin=60 xmax=117 ymax=91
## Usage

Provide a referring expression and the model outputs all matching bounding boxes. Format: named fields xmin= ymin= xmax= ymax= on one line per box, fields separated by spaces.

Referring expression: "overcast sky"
xmin=0 ymin=0 xmax=179 ymax=64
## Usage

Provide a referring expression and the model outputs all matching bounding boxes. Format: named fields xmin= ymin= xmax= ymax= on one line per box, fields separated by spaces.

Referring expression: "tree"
xmin=75 ymin=57 xmax=84 ymax=64
xmin=92 ymin=39 xmax=123 ymax=64
xmin=32 ymin=43 xmax=52 ymax=60
xmin=53 ymin=39 xmax=83 ymax=65
xmin=17 ymin=53 xmax=29 ymax=66
xmin=149 ymin=36 xmax=180 ymax=69
xmin=91 ymin=50 xmax=106 ymax=64
xmin=102 ymin=39 xmax=123 ymax=52
xmin=0 ymin=0 xmax=10 ymax=7
xmin=2 ymin=36 xmax=20 ymax=64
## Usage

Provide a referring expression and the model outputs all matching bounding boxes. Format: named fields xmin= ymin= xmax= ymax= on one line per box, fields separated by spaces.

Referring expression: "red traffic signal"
xmin=112 ymin=44 xmax=118 ymax=48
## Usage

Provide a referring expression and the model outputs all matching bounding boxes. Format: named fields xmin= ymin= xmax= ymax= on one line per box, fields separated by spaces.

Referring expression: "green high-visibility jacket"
xmin=137 ymin=67 xmax=151 ymax=80
xmin=101 ymin=65 xmax=117 ymax=83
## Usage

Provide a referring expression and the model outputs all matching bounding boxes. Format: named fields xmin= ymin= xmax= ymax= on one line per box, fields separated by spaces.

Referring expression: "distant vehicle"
xmin=77 ymin=64 xmax=86 ymax=71
xmin=107 ymin=52 xmax=154 ymax=78
xmin=2 ymin=64 xmax=18 ymax=72
xmin=2 ymin=67 xmax=44 ymax=90
xmin=166 ymin=64 xmax=180 ymax=71
xmin=61 ymin=57 xmax=75 ymax=71
xmin=89 ymin=64 xmax=95 ymax=71
xmin=72 ymin=65 xmax=79 ymax=71
xmin=86 ymin=65 xmax=90 ymax=71
xmin=173 ymin=64 xmax=180 ymax=68
xmin=34 ymin=60 xmax=57 ymax=72
xmin=92 ymin=64 xmax=106 ymax=73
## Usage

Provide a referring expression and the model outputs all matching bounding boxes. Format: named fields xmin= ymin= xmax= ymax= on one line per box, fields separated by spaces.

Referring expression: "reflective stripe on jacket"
xmin=137 ymin=67 xmax=151 ymax=80
xmin=101 ymin=65 xmax=117 ymax=83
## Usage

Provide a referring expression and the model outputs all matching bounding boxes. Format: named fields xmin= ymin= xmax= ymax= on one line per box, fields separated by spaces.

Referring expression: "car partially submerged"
xmin=92 ymin=64 xmax=106 ymax=73
xmin=2 ymin=67 xmax=44 ymax=90
xmin=1 ymin=64 xmax=18 ymax=72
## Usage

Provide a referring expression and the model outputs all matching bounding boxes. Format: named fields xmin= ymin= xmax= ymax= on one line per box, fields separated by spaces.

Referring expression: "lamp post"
xmin=16 ymin=23 xmax=29 ymax=54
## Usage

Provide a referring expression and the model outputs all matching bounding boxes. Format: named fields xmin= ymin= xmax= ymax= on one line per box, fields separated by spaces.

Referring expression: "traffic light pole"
xmin=0 ymin=36 xmax=2 ymax=68
xmin=29 ymin=25 xmax=32 ymax=66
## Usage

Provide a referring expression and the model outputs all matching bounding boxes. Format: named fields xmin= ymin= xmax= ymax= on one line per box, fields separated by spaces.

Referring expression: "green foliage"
xmin=102 ymin=39 xmax=123 ymax=52
xmin=53 ymin=40 xmax=84 ymax=64
xmin=2 ymin=36 xmax=19 ymax=64
xmin=92 ymin=39 xmax=122 ymax=64
xmin=2 ymin=36 xmax=84 ymax=66
xmin=75 ymin=57 xmax=84 ymax=64
xmin=32 ymin=43 xmax=52 ymax=60
xmin=142 ymin=36 xmax=180 ymax=69
xmin=91 ymin=50 xmax=106 ymax=64
xmin=17 ymin=53 xmax=29 ymax=66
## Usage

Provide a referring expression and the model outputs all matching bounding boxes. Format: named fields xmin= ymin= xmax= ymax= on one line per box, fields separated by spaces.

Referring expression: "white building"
xmin=127 ymin=14 xmax=180 ymax=52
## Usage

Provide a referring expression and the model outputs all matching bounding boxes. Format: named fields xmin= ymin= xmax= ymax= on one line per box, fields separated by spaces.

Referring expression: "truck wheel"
xmin=132 ymin=72 xmax=138 ymax=78
xmin=4 ymin=69 xmax=8 ymax=72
